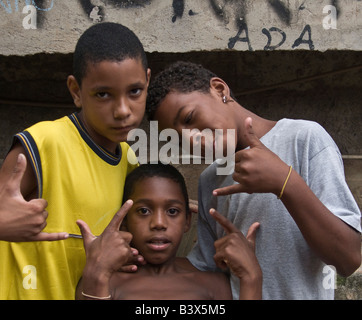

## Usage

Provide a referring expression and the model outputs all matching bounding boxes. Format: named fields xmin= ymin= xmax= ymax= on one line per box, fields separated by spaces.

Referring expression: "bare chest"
xmin=112 ymin=273 xmax=213 ymax=300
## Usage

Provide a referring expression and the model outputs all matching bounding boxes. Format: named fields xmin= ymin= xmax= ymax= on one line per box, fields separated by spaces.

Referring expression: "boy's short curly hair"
xmin=146 ymin=61 xmax=217 ymax=120
xmin=123 ymin=163 xmax=190 ymax=215
xmin=73 ymin=22 xmax=148 ymax=86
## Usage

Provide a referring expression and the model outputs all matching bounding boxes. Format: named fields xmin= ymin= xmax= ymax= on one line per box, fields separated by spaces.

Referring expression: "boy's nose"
xmin=114 ymin=98 xmax=131 ymax=119
xmin=150 ymin=211 xmax=167 ymax=230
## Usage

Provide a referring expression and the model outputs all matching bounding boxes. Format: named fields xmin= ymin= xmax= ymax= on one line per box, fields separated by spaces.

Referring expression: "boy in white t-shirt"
xmin=146 ymin=61 xmax=361 ymax=299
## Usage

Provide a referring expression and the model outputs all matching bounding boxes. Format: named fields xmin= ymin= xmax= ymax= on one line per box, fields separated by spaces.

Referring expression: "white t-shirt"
xmin=187 ymin=119 xmax=361 ymax=300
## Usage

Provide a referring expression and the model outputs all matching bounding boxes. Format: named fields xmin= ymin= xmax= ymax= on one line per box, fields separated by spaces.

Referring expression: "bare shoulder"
xmin=175 ymin=258 xmax=232 ymax=300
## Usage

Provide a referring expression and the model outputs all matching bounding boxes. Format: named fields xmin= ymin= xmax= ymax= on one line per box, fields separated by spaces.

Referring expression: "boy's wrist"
xmin=83 ymin=262 xmax=113 ymax=282
xmin=81 ymin=263 xmax=113 ymax=298
xmin=238 ymin=269 xmax=263 ymax=300
xmin=238 ymin=267 xmax=262 ymax=284
xmin=81 ymin=272 xmax=111 ymax=300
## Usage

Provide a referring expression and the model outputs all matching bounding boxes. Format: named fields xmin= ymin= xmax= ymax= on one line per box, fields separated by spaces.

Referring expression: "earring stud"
xmin=222 ymin=96 xmax=227 ymax=103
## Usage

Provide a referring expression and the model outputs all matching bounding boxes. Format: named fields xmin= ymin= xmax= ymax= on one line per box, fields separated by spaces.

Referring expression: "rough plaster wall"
xmin=1 ymin=0 xmax=362 ymax=54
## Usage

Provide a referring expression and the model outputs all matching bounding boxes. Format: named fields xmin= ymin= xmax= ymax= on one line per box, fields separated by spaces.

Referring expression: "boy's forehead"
xmin=135 ymin=176 xmax=178 ymax=189
xmin=160 ymin=90 xmax=209 ymax=110
xmin=83 ymin=58 xmax=147 ymax=81
xmin=154 ymin=91 xmax=198 ymax=127
xmin=131 ymin=176 xmax=183 ymax=198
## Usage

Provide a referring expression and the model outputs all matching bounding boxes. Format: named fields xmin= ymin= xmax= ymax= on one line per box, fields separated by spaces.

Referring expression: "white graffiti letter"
xmin=22 ymin=5 xmax=37 ymax=30
xmin=323 ymin=5 xmax=337 ymax=30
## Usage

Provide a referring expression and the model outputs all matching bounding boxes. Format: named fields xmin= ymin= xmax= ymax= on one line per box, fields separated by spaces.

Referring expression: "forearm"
xmin=77 ymin=264 xmax=112 ymax=300
xmin=281 ymin=169 xmax=361 ymax=276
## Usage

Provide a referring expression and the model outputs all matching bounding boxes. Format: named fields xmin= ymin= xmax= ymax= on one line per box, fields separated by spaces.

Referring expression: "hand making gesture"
xmin=213 ymin=117 xmax=291 ymax=198
xmin=210 ymin=208 xmax=262 ymax=300
xmin=77 ymin=200 xmax=143 ymax=299
xmin=0 ymin=152 xmax=69 ymax=242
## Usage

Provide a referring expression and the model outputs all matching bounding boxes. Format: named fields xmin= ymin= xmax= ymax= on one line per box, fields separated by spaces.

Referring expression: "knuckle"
xmin=31 ymin=214 xmax=46 ymax=227
xmin=121 ymin=231 xmax=133 ymax=242
xmin=29 ymin=200 xmax=46 ymax=213
xmin=30 ymin=222 xmax=45 ymax=236
xmin=3 ymin=183 xmax=13 ymax=195
xmin=117 ymin=237 xmax=131 ymax=248
xmin=224 ymin=234 xmax=240 ymax=246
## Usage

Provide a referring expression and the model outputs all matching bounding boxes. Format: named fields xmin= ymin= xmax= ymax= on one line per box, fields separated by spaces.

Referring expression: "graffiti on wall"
xmin=0 ymin=0 xmax=54 ymax=12
xmin=1 ymin=0 xmax=54 ymax=28
xmin=78 ymin=0 xmax=151 ymax=23
xmin=1 ymin=0 xmax=345 ymax=50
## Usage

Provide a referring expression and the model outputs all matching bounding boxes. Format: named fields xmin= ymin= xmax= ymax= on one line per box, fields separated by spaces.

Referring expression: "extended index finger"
xmin=209 ymin=208 xmax=240 ymax=235
xmin=104 ymin=200 xmax=133 ymax=232
xmin=31 ymin=232 xmax=70 ymax=242
xmin=213 ymin=184 xmax=245 ymax=196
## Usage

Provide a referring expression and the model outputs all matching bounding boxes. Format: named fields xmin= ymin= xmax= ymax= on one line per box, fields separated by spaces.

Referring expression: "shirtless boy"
xmin=76 ymin=163 xmax=262 ymax=300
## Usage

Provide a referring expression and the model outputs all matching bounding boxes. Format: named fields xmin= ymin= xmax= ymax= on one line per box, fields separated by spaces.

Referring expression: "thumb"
xmin=9 ymin=153 xmax=27 ymax=197
xmin=246 ymin=222 xmax=260 ymax=250
xmin=76 ymin=220 xmax=96 ymax=248
xmin=244 ymin=117 xmax=262 ymax=149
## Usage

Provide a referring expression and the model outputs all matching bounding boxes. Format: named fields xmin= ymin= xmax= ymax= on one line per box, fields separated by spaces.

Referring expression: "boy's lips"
xmin=146 ymin=236 xmax=171 ymax=251
xmin=113 ymin=126 xmax=134 ymax=134
xmin=113 ymin=125 xmax=134 ymax=133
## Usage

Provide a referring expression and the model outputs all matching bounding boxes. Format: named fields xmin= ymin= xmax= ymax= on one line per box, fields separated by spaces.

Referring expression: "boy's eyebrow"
xmin=91 ymin=86 xmax=112 ymax=92
xmin=173 ymin=106 xmax=186 ymax=126
xmin=133 ymin=198 xmax=185 ymax=206
xmin=165 ymin=199 xmax=185 ymax=206
xmin=91 ymin=81 xmax=147 ymax=92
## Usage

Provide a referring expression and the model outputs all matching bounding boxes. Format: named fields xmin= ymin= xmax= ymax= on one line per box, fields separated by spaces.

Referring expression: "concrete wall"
xmin=0 ymin=0 xmax=361 ymax=299
xmin=0 ymin=0 xmax=362 ymax=55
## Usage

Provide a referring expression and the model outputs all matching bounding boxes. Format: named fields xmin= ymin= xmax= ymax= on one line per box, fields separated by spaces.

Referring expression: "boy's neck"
xmin=141 ymin=257 xmax=185 ymax=276
xmin=76 ymin=111 xmax=120 ymax=155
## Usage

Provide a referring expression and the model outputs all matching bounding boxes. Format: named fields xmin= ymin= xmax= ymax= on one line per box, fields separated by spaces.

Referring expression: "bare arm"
xmin=281 ymin=170 xmax=361 ymax=276
xmin=213 ymin=118 xmax=361 ymax=277
xmin=0 ymin=143 xmax=68 ymax=241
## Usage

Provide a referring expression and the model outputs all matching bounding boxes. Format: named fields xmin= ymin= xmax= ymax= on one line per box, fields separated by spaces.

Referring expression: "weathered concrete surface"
xmin=0 ymin=0 xmax=362 ymax=55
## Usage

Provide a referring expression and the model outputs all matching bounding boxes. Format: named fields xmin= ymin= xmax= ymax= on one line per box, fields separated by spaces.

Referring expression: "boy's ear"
xmin=210 ymin=77 xmax=231 ymax=101
xmin=146 ymin=68 xmax=151 ymax=85
xmin=67 ymin=75 xmax=82 ymax=108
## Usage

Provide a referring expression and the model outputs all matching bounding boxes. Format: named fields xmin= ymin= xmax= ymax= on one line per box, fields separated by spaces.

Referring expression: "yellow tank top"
xmin=0 ymin=113 xmax=138 ymax=299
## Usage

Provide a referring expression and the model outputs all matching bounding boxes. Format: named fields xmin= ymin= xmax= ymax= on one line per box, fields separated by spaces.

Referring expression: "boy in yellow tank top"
xmin=0 ymin=22 xmax=150 ymax=299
